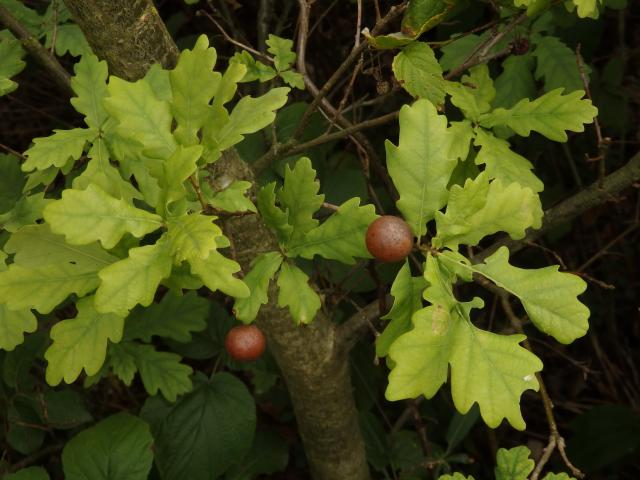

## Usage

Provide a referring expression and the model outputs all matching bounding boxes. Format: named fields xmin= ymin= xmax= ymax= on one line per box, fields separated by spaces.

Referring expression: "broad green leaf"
xmin=44 ymin=184 xmax=163 ymax=249
xmin=0 ymin=305 xmax=36 ymax=351
xmin=279 ymin=70 xmax=305 ymax=89
xmin=166 ymin=213 xmax=222 ymax=263
xmin=70 ymin=54 xmax=109 ymax=128
xmin=276 ymin=261 xmax=320 ymax=324
xmin=480 ymin=88 xmax=598 ymax=142
xmin=392 ymin=42 xmax=445 ymax=105
xmin=0 ymin=30 xmax=25 ymax=96
xmin=233 ymin=252 xmax=283 ymax=323
xmin=266 ymin=34 xmax=296 ymax=72
xmin=104 ymin=76 xmax=176 ymax=159
xmin=0 ymin=153 xmax=26 ymax=213
xmin=439 ymin=474 xmax=475 ymax=480
xmin=400 ymin=0 xmax=455 ymax=37
xmin=279 ymin=157 xmax=324 ymax=246
xmin=433 ymin=172 xmax=542 ymax=248
xmin=229 ymin=51 xmax=277 ymax=82
xmin=376 ymin=261 xmax=427 ymax=357
xmin=127 ymin=343 xmax=193 ymax=401
xmin=0 ymin=192 xmax=51 ymax=232
xmin=290 ymin=198 xmax=377 ymax=264
xmin=45 ymin=296 xmax=124 ymax=385
xmin=0 ymin=263 xmax=100 ymax=314
xmin=209 ymin=180 xmax=257 ymax=213
xmin=190 ymin=249 xmax=250 ymax=298
xmin=385 ymin=99 xmax=455 ymax=237
xmin=257 ymin=182 xmax=293 ymax=245
xmin=493 ymin=54 xmax=536 ymax=109
xmin=474 ymin=128 xmax=544 ymax=192
xmin=95 ymin=241 xmax=173 ymax=316
xmin=448 ymin=120 xmax=474 ymax=162
xmin=472 ymin=246 xmax=589 ymax=344
xmin=209 ymin=87 xmax=290 ymax=156
xmin=107 ymin=342 xmax=138 ymax=385
xmin=154 ymin=373 xmax=256 ymax=480
xmin=22 ymin=128 xmax=96 ymax=172
xmin=0 ymin=1 xmax=41 ymax=33
xmin=571 ymin=0 xmax=600 ymax=18
xmin=170 ymin=34 xmax=222 ymax=145
xmin=47 ymin=24 xmax=91 ymax=57
xmin=494 ymin=446 xmax=534 ymax=480
xmin=124 ymin=290 xmax=209 ymax=342
xmin=158 ymin=144 xmax=202 ymax=213
xmin=445 ymin=65 xmax=495 ymax=121
xmin=532 ymin=35 xmax=589 ymax=93
xmin=73 ymin=138 xmax=142 ymax=203
xmin=439 ymin=34 xmax=484 ymax=72
xmin=449 ymin=318 xmax=542 ymax=429
xmin=4 ymin=224 xmax=117 ymax=268
xmin=62 ymin=413 xmax=153 ymax=480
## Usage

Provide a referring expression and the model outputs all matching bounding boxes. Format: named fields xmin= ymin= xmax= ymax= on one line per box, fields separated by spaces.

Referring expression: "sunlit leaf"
xmin=276 ymin=261 xmax=320 ymax=324
xmin=233 ymin=252 xmax=283 ymax=323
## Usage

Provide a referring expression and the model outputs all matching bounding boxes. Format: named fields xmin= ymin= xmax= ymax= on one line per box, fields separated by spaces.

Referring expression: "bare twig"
xmin=0 ymin=4 xmax=72 ymax=95
xmin=336 ymin=295 xmax=390 ymax=354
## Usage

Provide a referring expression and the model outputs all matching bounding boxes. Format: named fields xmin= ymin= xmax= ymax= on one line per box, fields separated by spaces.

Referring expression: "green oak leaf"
xmin=290 ymin=197 xmax=377 ymax=264
xmin=209 ymin=180 xmax=257 ymax=213
xmin=103 ymin=75 xmax=177 ymax=159
xmin=385 ymin=99 xmax=456 ymax=237
xmin=376 ymin=261 xmax=427 ymax=357
xmin=47 ymin=24 xmax=91 ymax=57
xmin=439 ymin=474 xmax=475 ymax=480
xmin=448 ymin=120 xmax=474 ymax=163
xmin=279 ymin=157 xmax=324 ymax=246
xmin=125 ymin=343 xmax=193 ymax=402
xmin=61 ymin=413 xmax=153 ymax=480
xmin=170 ymin=34 xmax=222 ymax=145
xmin=479 ymin=88 xmax=598 ymax=142
xmin=266 ymin=34 xmax=296 ymax=72
xmin=472 ymin=246 xmax=590 ymax=344
xmin=392 ymin=42 xmax=445 ymax=105
xmin=95 ymin=240 xmax=173 ymax=316
xmin=43 ymin=183 xmax=164 ymax=249
xmin=0 ymin=30 xmax=26 ymax=96
xmin=532 ymin=35 xmax=590 ymax=93
xmin=433 ymin=172 xmax=542 ymax=248
xmin=229 ymin=51 xmax=276 ymax=83
xmin=0 ymin=192 xmax=51 ymax=232
xmin=233 ymin=252 xmax=283 ymax=323
xmin=542 ymin=473 xmax=576 ymax=480
xmin=276 ymin=261 xmax=321 ymax=325
xmin=158 ymin=145 xmax=202 ymax=214
xmin=70 ymin=54 xmax=109 ymax=129
xmin=439 ymin=33 xmax=484 ymax=72
xmin=279 ymin=70 xmax=305 ymax=89
xmin=45 ymin=296 xmax=124 ymax=385
xmin=493 ymin=54 xmax=536 ymax=109
xmin=0 ymin=305 xmax=36 ymax=351
xmin=22 ymin=128 xmax=97 ymax=172
xmin=473 ymin=128 xmax=544 ymax=193
xmin=445 ymin=65 xmax=496 ymax=121
xmin=205 ymin=87 xmax=289 ymax=162
xmin=571 ymin=0 xmax=600 ymax=18
xmin=190 ymin=250 xmax=250 ymax=299
xmin=124 ymin=290 xmax=209 ymax=342
xmin=107 ymin=342 xmax=137 ymax=385
xmin=494 ymin=446 xmax=534 ymax=480
xmin=72 ymin=138 xmax=143 ymax=203
xmin=166 ymin=213 xmax=222 ymax=264
xmin=257 ymin=182 xmax=293 ymax=245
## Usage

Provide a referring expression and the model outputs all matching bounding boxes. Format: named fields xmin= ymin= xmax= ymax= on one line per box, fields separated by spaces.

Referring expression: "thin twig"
xmin=0 ymin=4 xmax=72 ymax=95
xmin=197 ymin=9 xmax=273 ymax=62
xmin=189 ymin=174 xmax=210 ymax=213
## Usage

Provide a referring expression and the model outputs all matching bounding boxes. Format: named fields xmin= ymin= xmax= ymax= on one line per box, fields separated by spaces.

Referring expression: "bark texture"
xmin=64 ymin=0 xmax=178 ymax=80
xmin=65 ymin=2 xmax=370 ymax=478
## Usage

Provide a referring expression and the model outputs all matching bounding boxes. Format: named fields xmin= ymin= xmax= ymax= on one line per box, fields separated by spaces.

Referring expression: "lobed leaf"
xmin=0 ymin=305 xmax=36 ymax=351
xmin=22 ymin=128 xmax=97 ymax=172
xmin=276 ymin=261 xmax=321 ymax=324
xmin=479 ymin=88 xmax=598 ymax=142
xmin=166 ymin=213 xmax=222 ymax=264
xmin=445 ymin=65 xmax=495 ymax=122
xmin=190 ymin=249 xmax=249 ymax=299
xmin=386 ymin=99 xmax=456 ymax=237
xmin=494 ymin=446 xmax=535 ymax=480
xmin=70 ymin=54 xmax=109 ymax=129
xmin=233 ymin=252 xmax=283 ymax=323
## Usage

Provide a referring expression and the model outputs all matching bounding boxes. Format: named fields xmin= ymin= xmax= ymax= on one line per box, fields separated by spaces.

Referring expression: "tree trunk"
xmin=64 ymin=1 xmax=370 ymax=478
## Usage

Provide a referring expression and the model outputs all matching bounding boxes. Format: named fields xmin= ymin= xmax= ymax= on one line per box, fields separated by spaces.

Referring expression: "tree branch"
xmin=0 ymin=4 xmax=72 ymax=95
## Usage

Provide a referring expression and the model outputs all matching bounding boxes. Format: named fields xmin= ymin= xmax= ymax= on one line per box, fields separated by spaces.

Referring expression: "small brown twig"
xmin=500 ymin=297 xmax=585 ymax=480
xmin=189 ymin=174 xmax=210 ymax=214
xmin=0 ymin=4 xmax=72 ymax=95
xmin=576 ymin=44 xmax=609 ymax=188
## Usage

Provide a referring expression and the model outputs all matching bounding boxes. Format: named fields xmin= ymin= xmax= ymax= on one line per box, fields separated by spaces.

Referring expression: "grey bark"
xmin=64 ymin=1 xmax=370 ymax=478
